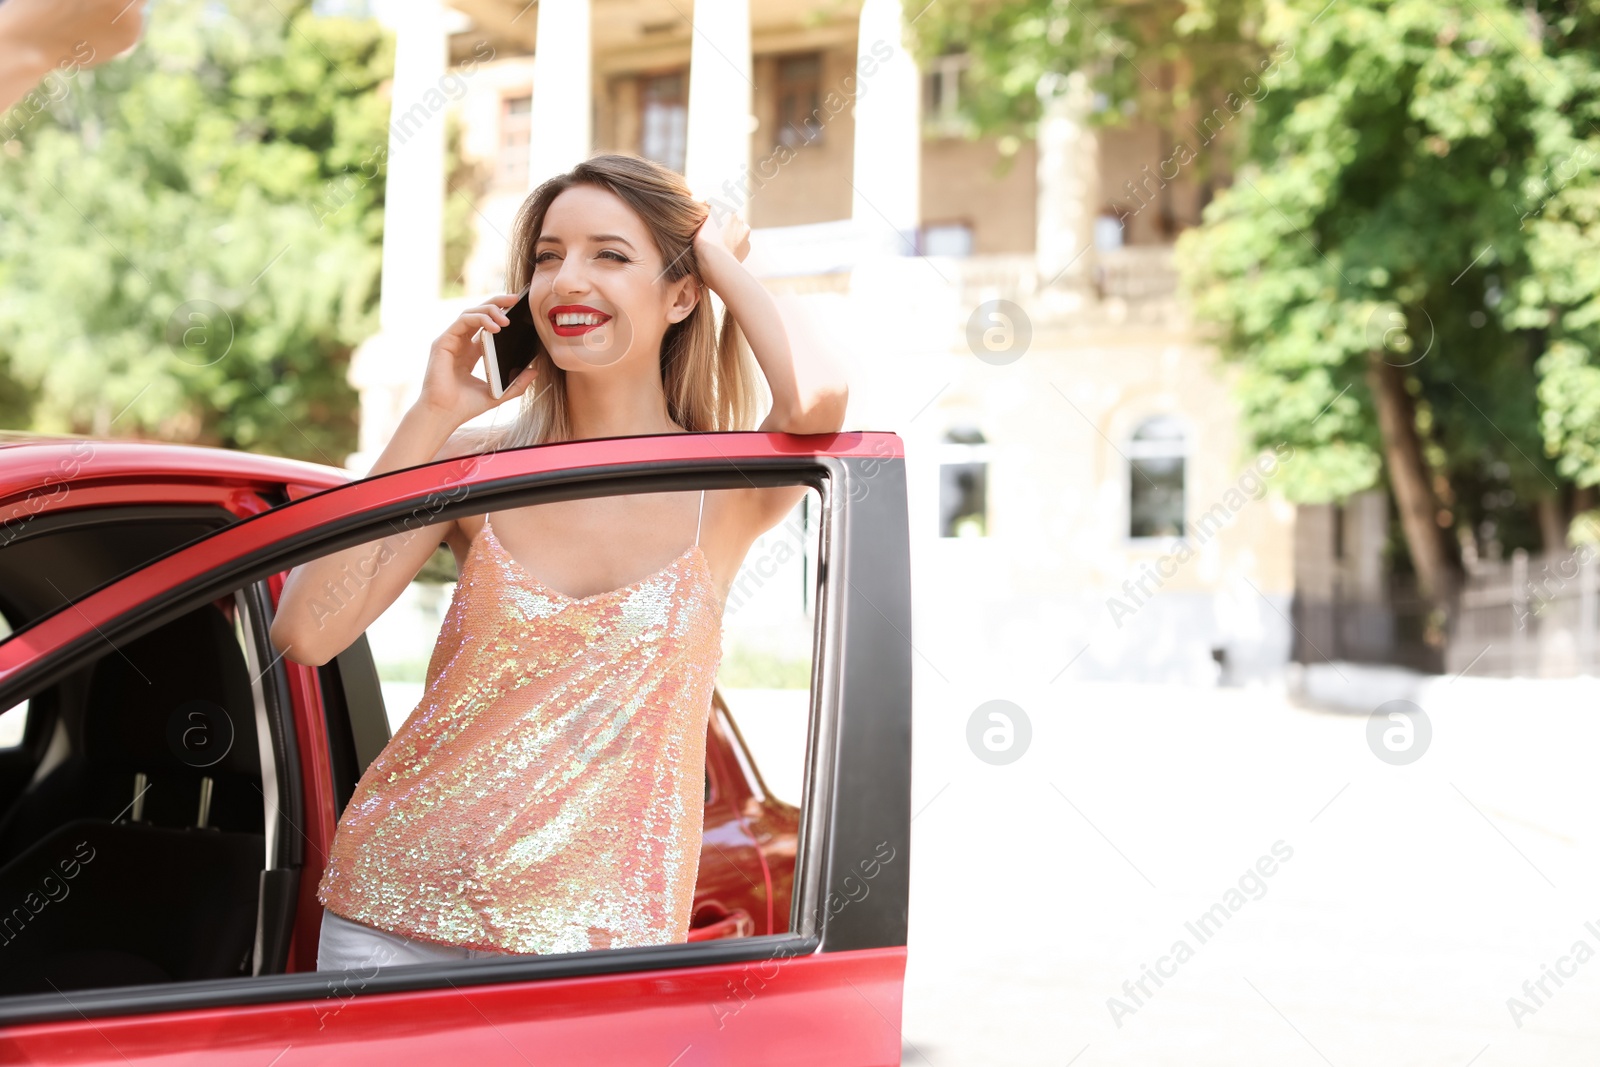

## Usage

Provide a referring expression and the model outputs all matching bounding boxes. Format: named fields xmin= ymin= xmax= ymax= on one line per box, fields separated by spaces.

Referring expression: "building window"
xmin=922 ymin=51 xmax=971 ymax=136
xmin=312 ymin=0 xmax=371 ymax=15
xmin=498 ymin=93 xmax=531 ymax=187
xmin=1128 ymin=415 xmax=1187 ymax=538
xmin=919 ymin=221 xmax=973 ymax=257
xmin=774 ymin=52 xmax=824 ymax=150
xmin=1094 ymin=210 xmax=1126 ymax=250
xmin=640 ymin=71 xmax=688 ymax=173
xmin=939 ymin=426 xmax=989 ymax=537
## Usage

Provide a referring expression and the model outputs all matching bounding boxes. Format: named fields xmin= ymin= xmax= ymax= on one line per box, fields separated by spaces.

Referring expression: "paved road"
xmin=899 ymin=679 xmax=1600 ymax=1066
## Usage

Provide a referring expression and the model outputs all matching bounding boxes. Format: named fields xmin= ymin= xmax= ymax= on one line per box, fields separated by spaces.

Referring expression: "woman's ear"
xmin=667 ymin=274 xmax=700 ymax=324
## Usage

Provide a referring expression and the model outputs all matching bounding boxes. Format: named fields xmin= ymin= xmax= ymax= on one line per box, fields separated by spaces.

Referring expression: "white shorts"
xmin=315 ymin=907 xmax=510 ymax=971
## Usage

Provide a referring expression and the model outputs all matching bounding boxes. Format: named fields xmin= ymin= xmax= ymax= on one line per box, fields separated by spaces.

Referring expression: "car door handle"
xmin=686 ymin=905 xmax=754 ymax=941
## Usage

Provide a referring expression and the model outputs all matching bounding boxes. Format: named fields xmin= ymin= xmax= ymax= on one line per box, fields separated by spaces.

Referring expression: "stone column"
xmin=684 ymin=0 xmax=752 ymax=215
xmin=347 ymin=0 xmax=449 ymax=474
xmin=1035 ymin=70 xmax=1098 ymax=290
xmin=377 ymin=0 xmax=446 ymax=324
xmin=850 ymin=0 xmax=920 ymax=259
xmin=527 ymin=0 xmax=592 ymax=189
xmin=847 ymin=0 xmax=943 ymax=365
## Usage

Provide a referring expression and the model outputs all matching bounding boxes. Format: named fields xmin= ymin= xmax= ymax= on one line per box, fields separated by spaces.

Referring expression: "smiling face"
xmin=529 ymin=183 xmax=699 ymax=370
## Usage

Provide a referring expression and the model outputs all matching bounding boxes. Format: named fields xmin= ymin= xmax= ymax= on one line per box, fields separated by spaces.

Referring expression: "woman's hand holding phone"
xmin=419 ymin=294 xmax=537 ymax=426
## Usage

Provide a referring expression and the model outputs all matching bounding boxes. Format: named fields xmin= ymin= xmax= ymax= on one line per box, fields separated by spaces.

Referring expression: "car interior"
xmin=0 ymin=505 xmax=276 ymax=995
xmin=0 ymin=598 xmax=273 ymax=995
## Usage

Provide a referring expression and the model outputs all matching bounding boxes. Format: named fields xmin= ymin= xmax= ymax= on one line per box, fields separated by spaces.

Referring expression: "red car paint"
xmin=1 ymin=949 xmax=908 ymax=1064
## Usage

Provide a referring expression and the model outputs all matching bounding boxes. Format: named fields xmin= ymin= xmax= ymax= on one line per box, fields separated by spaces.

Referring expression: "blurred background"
xmin=6 ymin=0 xmax=1600 ymax=1062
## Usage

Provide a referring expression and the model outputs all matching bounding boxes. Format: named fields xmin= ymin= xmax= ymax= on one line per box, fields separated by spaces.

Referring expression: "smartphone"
xmin=477 ymin=287 xmax=541 ymax=398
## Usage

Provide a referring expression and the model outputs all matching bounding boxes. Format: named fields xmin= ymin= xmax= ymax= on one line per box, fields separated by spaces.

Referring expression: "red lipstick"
xmin=549 ymin=304 xmax=612 ymax=337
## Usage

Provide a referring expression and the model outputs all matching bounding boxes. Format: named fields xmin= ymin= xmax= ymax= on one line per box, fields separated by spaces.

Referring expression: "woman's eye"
xmin=534 ymin=250 xmax=627 ymax=263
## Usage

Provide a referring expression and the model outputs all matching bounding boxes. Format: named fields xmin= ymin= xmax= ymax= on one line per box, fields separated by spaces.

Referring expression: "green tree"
xmin=909 ymin=0 xmax=1270 ymax=179
xmin=1521 ymin=6 xmax=1600 ymax=533
xmin=0 ymin=0 xmax=480 ymax=465
xmin=913 ymin=0 xmax=1600 ymax=603
xmin=1177 ymin=0 xmax=1600 ymax=599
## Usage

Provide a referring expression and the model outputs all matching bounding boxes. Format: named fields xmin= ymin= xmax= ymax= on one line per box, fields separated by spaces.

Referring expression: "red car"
xmin=0 ymin=429 xmax=911 ymax=1064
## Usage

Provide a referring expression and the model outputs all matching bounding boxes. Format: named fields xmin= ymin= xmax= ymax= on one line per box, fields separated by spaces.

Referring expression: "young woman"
xmin=268 ymin=153 xmax=848 ymax=971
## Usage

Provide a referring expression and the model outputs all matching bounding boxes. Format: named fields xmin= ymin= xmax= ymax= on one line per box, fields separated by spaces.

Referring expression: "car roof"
xmin=0 ymin=429 xmax=94 ymax=449
xmin=0 ymin=433 xmax=354 ymax=500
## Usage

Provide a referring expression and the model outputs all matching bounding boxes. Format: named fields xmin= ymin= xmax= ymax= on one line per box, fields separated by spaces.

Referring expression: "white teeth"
xmin=555 ymin=312 xmax=606 ymax=326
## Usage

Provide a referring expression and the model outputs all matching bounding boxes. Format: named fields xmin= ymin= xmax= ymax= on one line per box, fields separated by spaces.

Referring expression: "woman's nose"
xmin=553 ymin=256 xmax=589 ymax=294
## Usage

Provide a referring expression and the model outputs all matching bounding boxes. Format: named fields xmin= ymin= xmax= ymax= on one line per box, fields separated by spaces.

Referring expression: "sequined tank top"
xmin=316 ymin=490 xmax=724 ymax=956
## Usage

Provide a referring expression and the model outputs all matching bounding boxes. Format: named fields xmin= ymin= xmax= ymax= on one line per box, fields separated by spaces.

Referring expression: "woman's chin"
xmin=549 ymin=324 xmax=634 ymax=368
xmin=548 ymin=341 xmax=629 ymax=370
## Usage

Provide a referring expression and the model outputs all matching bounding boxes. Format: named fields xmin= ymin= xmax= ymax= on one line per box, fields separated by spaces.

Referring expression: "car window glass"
xmin=300 ymin=477 xmax=819 ymax=943
xmin=354 ymin=486 xmax=817 ymax=812
xmin=292 ymin=482 xmax=820 ymax=954
xmin=0 ymin=611 xmax=27 ymax=747
xmin=0 ymin=509 xmax=237 ymax=650
xmin=0 ymin=474 xmax=829 ymax=999
xmin=710 ymin=489 xmax=817 ymax=808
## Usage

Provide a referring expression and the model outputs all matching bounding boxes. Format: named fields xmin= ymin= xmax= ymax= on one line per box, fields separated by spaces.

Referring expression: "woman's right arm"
xmin=269 ymin=293 xmax=538 ymax=667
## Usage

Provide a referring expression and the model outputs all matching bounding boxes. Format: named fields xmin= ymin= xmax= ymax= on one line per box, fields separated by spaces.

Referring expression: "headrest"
xmin=83 ymin=601 xmax=261 ymax=779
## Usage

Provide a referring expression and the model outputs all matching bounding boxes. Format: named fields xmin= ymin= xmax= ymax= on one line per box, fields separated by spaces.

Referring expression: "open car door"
xmin=0 ymin=430 xmax=911 ymax=1066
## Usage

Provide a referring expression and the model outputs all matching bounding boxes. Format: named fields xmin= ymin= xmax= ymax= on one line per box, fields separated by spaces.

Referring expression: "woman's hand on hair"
xmin=693 ymin=203 xmax=751 ymax=279
xmin=419 ymin=294 xmax=539 ymax=426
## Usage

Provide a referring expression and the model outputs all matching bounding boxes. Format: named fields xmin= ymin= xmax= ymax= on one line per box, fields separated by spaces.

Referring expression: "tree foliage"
xmin=908 ymin=0 xmax=1271 ymax=176
xmin=0 ymin=0 xmax=477 ymax=465
xmin=1179 ymin=0 xmax=1600 ymax=575
xmin=913 ymin=0 xmax=1600 ymax=571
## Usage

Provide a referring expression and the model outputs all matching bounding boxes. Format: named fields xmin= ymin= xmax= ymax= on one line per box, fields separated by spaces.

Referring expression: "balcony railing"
xmin=751 ymin=222 xmax=1182 ymax=308
xmin=1093 ymin=246 xmax=1182 ymax=302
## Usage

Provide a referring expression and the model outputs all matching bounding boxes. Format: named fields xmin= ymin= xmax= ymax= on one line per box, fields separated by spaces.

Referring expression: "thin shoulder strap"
xmin=694 ymin=489 xmax=705 ymax=546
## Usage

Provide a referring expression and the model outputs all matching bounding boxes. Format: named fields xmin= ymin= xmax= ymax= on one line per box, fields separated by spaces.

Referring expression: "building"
xmin=347 ymin=0 xmax=1297 ymax=690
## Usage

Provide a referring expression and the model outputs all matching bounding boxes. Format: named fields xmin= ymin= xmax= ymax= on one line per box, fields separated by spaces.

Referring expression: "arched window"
xmin=1128 ymin=415 xmax=1186 ymax=538
xmin=939 ymin=426 xmax=989 ymax=537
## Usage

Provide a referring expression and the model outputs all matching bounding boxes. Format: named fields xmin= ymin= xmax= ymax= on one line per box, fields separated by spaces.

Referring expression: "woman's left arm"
xmin=694 ymin=213 xmax=849 ymax=435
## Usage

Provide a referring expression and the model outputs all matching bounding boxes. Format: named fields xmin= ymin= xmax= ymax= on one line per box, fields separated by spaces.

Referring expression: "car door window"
xmin=301 ymin=482 xmax=819 ymax=950
xmin=0 ymin=702 xmax=23 ymax=749
xmin=706 ymin=489 xmax=817 ymax=809
xmin=345 ymin=487 xmax=819 ymax=810
xmin=0 ymin=611 xmax=25 ymax=748
xmin=0 ymin=505 xmax=240 ymax=644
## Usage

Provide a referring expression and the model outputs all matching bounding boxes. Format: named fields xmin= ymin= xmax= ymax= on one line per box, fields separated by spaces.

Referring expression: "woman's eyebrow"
xmin=535 ymin=233 xmax=637 ymax=249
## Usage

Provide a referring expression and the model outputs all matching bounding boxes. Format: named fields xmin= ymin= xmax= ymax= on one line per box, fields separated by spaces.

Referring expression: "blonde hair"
xmin=458 ymin=153 xmax=763 ymax=451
